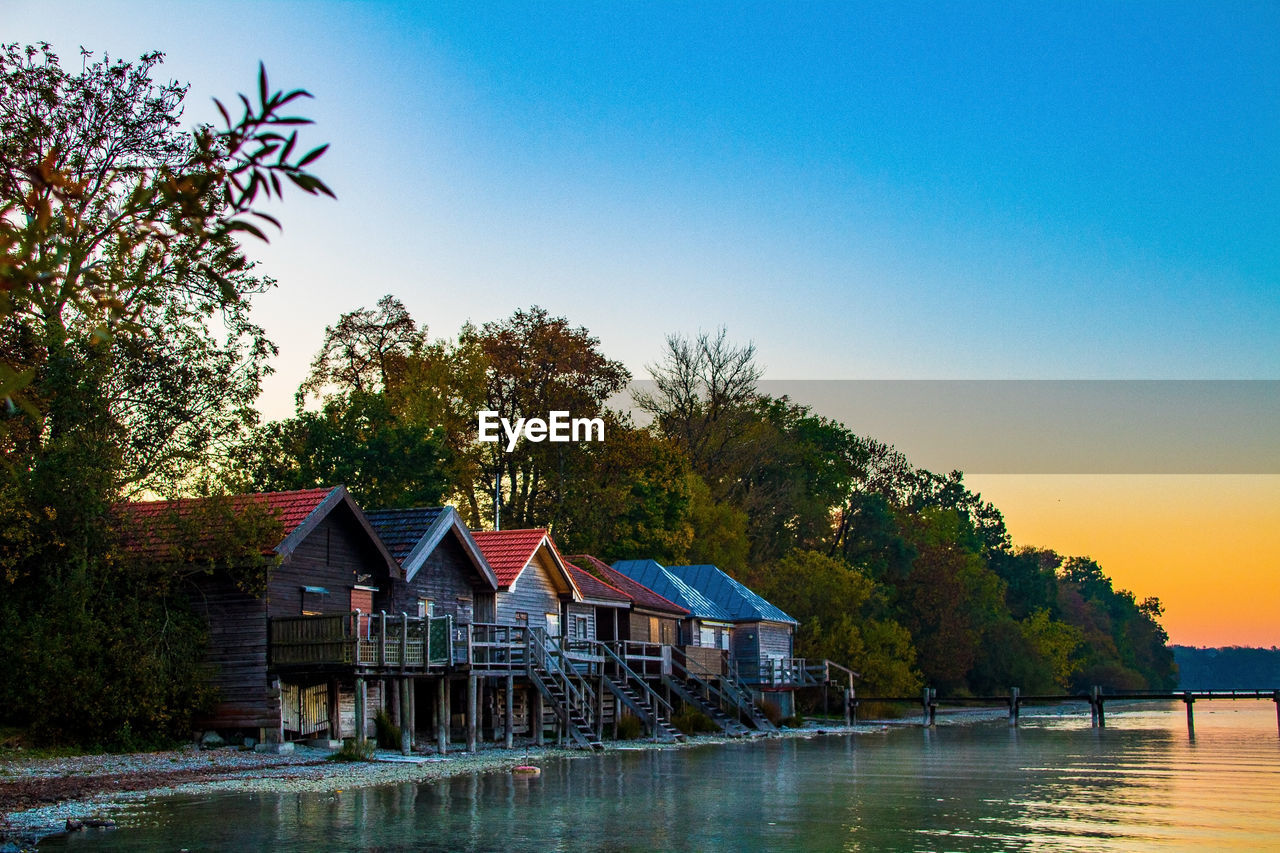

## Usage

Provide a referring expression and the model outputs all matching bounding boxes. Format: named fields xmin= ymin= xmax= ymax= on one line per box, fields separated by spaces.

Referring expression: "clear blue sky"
xmin=7 ymin=1 xmax=1278 ymax=418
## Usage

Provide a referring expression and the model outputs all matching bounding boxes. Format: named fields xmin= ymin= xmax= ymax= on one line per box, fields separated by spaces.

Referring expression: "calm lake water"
xmin=42 ymin=703 xmax=1280 ymax=851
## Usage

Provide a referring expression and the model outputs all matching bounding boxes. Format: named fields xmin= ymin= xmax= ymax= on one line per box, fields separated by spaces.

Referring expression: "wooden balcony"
xmin=269 ymin=611 xmax=445 ymax=672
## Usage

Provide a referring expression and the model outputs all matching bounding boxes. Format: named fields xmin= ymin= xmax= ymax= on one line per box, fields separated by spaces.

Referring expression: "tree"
xmin=230 ymin=390 xmax=448 ymax=509
xmin=0 ymin=42 xmax=329 ymax=745
xmin=1 ymin=43 xmax=331 ymax=414
xmin=295 ymin=294 xmax=426 ymax=405
xmin=463 ymin=306 xmax=630 ymax=530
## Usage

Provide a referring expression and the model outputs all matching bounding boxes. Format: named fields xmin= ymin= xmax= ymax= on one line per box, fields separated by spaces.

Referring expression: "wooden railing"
xmin=269 ymin=611 xmax=444 ymax=670
xmin=468 ymin=623 xmax=529 ymax=671
xmin=617 ymin=640 xmax=670 ymax=678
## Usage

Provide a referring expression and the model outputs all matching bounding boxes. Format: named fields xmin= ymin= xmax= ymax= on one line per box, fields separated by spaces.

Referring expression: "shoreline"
xmin=2 ymin=705 xmax=1103 ymax=848
xmin=1 ymin=724 xmax=871 ymax=848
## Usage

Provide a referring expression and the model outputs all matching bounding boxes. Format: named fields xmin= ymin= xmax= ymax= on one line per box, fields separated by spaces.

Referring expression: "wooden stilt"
xmin=1009 ymin=687 xmax=1020 ymax=727
xmin=1184 ymin=692 xmax=1195 ymax=739
xmin=400 ymin=679 xmax=412 ymax=755
xmin=505 ymin=674 xmax=515 ymax=749
xmin=390 ymin=675 xmax=402 ymax=729
xmin=922 ymin=687 xmax=931 ymax=727
xmin=437 ymin=677 xmax=448 ymax=754
xmin=327 ymin=677 xmax=340 ymax=740
xmin=408 ymin=678 xmax=417 ymax=750
xmin=533 ymin=688 xmax=544 ymax=746
xmin=355 ymin=676 xmax=367 ymax=743
xmin=467 ymin=675 xmax=478 ymax=753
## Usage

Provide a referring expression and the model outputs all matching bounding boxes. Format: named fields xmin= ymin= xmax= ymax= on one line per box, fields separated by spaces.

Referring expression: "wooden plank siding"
xmin=385 ymin=530 xmax=485 ymax=624
xmin=267 ymin=505 xmax=396 ymax=619
xmin=495 ymin=547 xmax=571 ymax=630
xmin=564 ymin=603 xmax=596 ymax=642
xmin=628 ymin=610 xmax=679 ymax=645
xmin=190 ymin=575 xmax=277 ymax=730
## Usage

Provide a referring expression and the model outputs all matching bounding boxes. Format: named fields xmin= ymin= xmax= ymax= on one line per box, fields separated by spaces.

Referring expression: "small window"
xmin=515 ymin=611 xmax=529 ymax=625
xmin=699 ymin=626 xmax=715 ymax=647
xmin=572 ymin=614 xmax=589 ymax=640
xmin=418 ymin=598 xmax=432 ymax=618
xmin=301 ymin=586 xmax=329 ymax=616
xmin=545 ymin=613 xmax=561 ymax=638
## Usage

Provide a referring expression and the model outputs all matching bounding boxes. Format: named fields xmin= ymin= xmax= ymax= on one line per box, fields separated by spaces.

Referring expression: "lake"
xmin=41 ymin=703 xmax=1280 ymax=851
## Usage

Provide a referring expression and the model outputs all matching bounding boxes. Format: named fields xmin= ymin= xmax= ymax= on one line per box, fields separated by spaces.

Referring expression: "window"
xmin=572 ymin=614 xmax=589 ymax=640
xmin=418 ymin=598 xmax=432 ymax=618
xmin=515 ymin=611 xmax=529 ymax=625
xmin=699 ymin=626 xmax=715 ymax=647
xmin=301 ymin=586 xmax=329 ymax=616
xmin=545 ymin=613 xmax=561 ymax=638
xmin=648 ymin=616 xmax=660 ymax=643
xmin=719 ymin=629 xmax=730 ymax=651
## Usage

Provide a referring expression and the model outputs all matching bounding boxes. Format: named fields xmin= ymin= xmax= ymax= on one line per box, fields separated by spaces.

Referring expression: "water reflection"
xmin=44 ymin=705 xmax=1280 ymax=851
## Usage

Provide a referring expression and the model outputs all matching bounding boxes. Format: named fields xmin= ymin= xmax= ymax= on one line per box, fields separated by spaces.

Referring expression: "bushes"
xmin=615 ymin=713 xmax=643 ymax=740
xmin=754 ymin=699 xmax=782 ymax=727
xmin=374 ymin=710 xmax=402 ymax=749
xmin=671 ymin=707 xmax=718 ymax=735
xmin=328 ymin=737 xmax=376 ymax=762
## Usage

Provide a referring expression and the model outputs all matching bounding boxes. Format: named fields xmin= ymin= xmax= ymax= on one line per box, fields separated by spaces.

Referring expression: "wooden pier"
xmin=853 ymin=687 xmax=1280 ymax=736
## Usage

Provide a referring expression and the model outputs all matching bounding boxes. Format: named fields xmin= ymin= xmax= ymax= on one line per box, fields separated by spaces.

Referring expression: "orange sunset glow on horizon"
xmin=967 ymin=474 xmax=1280 ymax=649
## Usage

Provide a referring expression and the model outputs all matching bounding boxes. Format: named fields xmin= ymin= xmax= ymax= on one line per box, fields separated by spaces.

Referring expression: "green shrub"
xmin=328 ymin=737 xmax=376 ymax=762
xmin=671 ymin=707 xmax=718 ymax=735
xmin=615 ymin=713 xmax=643 ymax=740
xmin=780 ymin=715 xmax=805 ymax=728
xmin=374 ymin=710 xmax=401 ymax=749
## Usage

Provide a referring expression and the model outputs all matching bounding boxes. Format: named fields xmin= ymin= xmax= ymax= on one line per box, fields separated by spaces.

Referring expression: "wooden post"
xmin=1009 ymin=687 xmax=1020 ymax=727
xmin=400 ymin=679 xmax=412 ymax=755
xmin=406 ymin=678 xmax=417 ymax=750
xmin=1094 ymin=686 xmax=1106 ymax=728
xmin=327 ymin=677 xmax=340 ymax=741
xmin=596 ymin=673 xmax=605 ymax=740
xmin=1090 ymin=686 xmax=1098 ymax=727
xmin=1274 ymin=691 xmax=1279 ymax=736
xmin=533 ymin=688 xmax=544 ymax=746
xmin=922 ymin=687 xmax=930 ymax=727
xmin=436 ymin=677 xmax=448 ymax=754
xmin=355 ymin=676 xmax=367 ymax=743
xmin=1184 ymin=692 xmax=1195 ymax=739
xmin=845 ymin=687 xmax=853 ymax=727
xmin=390 ymin=675 xmax=402 ymax=729
xmin=379 ymin=611 xmax=388 ymax=667
xmin=929 ymin=688 xmax=937 ymax=727
xmin=466 ymin=675 xmax=478 ymax=753
xmin=505 ymin=673 xmax=515 ymax=749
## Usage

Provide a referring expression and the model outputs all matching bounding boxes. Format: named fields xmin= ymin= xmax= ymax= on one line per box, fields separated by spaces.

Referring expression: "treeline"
xmin=1 ymin=46 xmax=1173 ymax=748
xmin=228 ymin=297 xmax=1179 ymax=699
xmin=1172 ymin=646 xmax=1280 ymax=690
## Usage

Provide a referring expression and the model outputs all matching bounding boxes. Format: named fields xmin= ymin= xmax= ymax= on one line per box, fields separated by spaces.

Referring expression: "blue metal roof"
xmin=665 ymin=564 xmax=798 ymax=625
xmin=611 ymin=559 xmax=734 ymax=622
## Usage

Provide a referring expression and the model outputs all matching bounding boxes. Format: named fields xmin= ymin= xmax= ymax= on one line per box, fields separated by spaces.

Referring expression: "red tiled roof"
xmin=471 ymin=529 xmax=552 ymax=588
xmin=566 ymin=554 xmax=690 ymax=617
xmin=117 ymin=487 xmax=336 ymax=559
xmin=563 ymin=560 xmax=631 ymax=604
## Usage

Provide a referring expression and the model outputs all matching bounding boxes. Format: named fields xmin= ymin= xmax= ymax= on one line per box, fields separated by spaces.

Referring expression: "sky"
xmin=5 ymin=1 xmax=1278 ymax=646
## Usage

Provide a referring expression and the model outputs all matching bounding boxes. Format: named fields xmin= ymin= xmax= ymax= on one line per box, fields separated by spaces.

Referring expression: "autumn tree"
xmin=0 ymin=42 xmax=330 ymax=745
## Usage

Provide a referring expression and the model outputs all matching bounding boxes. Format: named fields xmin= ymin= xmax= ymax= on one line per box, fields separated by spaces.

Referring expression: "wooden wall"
xmin=386 ymin=530 xmax=485 ymax=624
xmin=190 ymin=574 xmax=277 ymax=731
xmin=267 ymin=505 xmax=391 ymax=619
xmin=495 ymin=547 xmax=567 ymax=628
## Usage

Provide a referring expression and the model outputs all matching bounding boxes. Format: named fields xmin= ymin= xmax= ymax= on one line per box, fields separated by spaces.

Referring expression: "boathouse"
xmin=119 ymin=486 xmax=403 ymax=746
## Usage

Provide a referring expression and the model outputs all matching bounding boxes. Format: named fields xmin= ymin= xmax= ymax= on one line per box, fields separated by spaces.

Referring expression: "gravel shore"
xmin=0 ymin=726 xmax=864 ymax=847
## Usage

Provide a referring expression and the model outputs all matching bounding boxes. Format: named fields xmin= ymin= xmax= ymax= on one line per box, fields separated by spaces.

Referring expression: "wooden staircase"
xmin=598 ymin=643 xmax=684 ymax=743
xmin=527 ymin=630 xmax=603 ymax=750
xmin=670 ymin=651 xmax=777 ymax=735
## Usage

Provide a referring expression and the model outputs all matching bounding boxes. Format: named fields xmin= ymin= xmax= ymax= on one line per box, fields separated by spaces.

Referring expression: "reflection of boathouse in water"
xmin=118 ymin=487 xmax=857 ymax=752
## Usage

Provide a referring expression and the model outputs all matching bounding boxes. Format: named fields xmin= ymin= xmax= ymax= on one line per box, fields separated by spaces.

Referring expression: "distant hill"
xmin=1173 ymin=646 xmax=1280 ymax=690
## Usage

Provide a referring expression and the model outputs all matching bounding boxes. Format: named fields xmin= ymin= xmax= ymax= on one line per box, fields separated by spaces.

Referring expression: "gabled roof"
xmin=365 ymin=506 xmax=498 ymax=590
xmin=667 ymin=564 xmax=798 ymax=626
xmin=567 ymin=554 xmax=689 ymax=617
xmin=612 ymin=559 xmax=733 ymax=622
xmin=118 ymin=486 xmax=400 ymax=578
xmin=562 ymin=559 xmax=631 ymax=607
xmin=472 ymin=529 xmax=581 ymax=598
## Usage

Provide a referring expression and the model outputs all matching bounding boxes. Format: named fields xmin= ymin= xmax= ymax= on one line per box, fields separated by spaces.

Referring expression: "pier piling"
xmin=436 ymin=677 xmax=448 ymax=754
xmin=1183 ymin=692 xmax=1195 ymax=739
xmin=355 ymin=676 xmax=367 ymax=743
xmin=1009 ymin=687 xmax=1020 ymax=727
